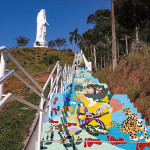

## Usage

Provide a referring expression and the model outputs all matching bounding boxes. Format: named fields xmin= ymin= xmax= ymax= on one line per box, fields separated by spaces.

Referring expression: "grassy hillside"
xmin=0 ymin=47 xmax=74 ymax=150
xmin=7 ymin=47 xmax=74 ymax=75
xmin=94 ymin=46 xmax=150 ymax=125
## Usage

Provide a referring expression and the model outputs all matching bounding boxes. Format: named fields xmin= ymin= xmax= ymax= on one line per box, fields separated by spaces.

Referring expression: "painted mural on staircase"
xmin=35 ymin=52 xmax=150 ymax=150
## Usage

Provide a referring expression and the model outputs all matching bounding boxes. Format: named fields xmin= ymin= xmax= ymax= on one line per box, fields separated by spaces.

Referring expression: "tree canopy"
xmin=69 ymin=28 xmax=81 ymax=53
xmin=55 ymin=38 xmax=66 ymax=50
xmin=48 ymin=40 xmax=55 ymax=48
xmin=16 ymin=36 xmax=30 ymax=48
xmin=114 ymin=0 xmax=150 ymax=31
xmin=80 ymin=0 xmax=150 ymax=70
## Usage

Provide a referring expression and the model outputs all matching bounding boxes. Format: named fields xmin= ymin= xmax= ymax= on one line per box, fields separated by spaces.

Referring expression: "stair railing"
xmin=0 ymin=46 xmax=47 ymax=110
xmin=0 ymin=46 xmax=74 ymax=150
xmin=80 ymin=50 xmax=92 ymax=72
xmin=37 ymin=60 xmax=62 ymax=150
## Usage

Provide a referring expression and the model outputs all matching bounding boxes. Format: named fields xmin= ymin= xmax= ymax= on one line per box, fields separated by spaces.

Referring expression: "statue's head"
xmin=40 ymin=9 xmax=45 ymax=15
xmin=37 ymin=9 xmax=46 ymax=23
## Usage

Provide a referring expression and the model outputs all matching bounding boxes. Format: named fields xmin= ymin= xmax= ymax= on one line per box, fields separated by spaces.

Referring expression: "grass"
xmin=0 ymin=92 xmax=40 ymax=150
xmin=127 ymin=87 xmax=141 ymax=102
xmin=6 ymin=47 xmax=74 ymax=76
xmin=0 ymin=47 xmax=74 ymax=150
xmin=93 ymin=46 xmax=150 ymax=124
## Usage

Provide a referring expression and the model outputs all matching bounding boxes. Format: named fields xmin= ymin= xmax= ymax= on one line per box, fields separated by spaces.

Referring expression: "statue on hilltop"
xmin=34 ymin=9 xmax=49 ymax=48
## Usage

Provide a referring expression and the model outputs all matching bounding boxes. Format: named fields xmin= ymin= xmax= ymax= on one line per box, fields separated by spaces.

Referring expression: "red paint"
xmin=136 ymin=143 xmax=150 ymax=150
xmin=87 ymin=91 xmax=94 ymax=94
xmin=53 ymin=97 xmax=58 ymax=105
xmin=84 ymin=138 xmax=102 ymax=148
xmin=52 ymin=108 xmax=57 ymax=115
xmin=107 ymin=136 xmax=127 ymax=145
xmin=67 ymin=123 xmax=77 ymax=127
xmin=49 ymin=119 xmax=58 ymax=123
xmin=97 ymin=91 xmax=105 ymax=94
xmin=85 ymin=118 xmax=91 ymax=121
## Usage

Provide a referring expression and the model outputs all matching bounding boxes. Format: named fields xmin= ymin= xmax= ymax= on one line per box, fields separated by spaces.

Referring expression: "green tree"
xmin=74 ymin=85 xmax=83 ymax=91
xmin=55 ymin=38 xmax=66 ymax=50
xmin=69 ymin=28 xmax=81 ymax=53
xmin=48 ymin=40 xmax=55 ymax=48
xmin=16 ymin=36 xmax=30 ymax=48
xmin=87 ymin=9 xmax=111 ymax=38
xmin=86 ymin=84 xmax=105 ymax=94
xmin=114 ymin=0 xmax=150 ymax=42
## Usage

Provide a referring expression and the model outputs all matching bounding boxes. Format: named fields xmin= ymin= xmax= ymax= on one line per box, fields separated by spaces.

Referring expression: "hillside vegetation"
xmin=0 ymin=47 xmax=74 ymax=150
xmin=94 ymin=46 xmax=150 ymax=125
xmin=7 ymin=47 xmax=74 ymax=75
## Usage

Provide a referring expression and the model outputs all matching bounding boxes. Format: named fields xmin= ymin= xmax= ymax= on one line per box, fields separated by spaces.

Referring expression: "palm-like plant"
xmin=69 ymin=28 xmax=81 ymax=53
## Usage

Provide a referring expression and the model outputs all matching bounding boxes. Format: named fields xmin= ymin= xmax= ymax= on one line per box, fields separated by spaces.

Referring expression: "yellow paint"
xmin=79 ymin=115 xmax=86 ymax=120
xmin=80 ymin=105 xmax=86 ymax=114
xmin=76 ymin=80 xmax=85 ymax=83
xmin=70 ymin=132 xmax=74 ymax=136
xmin=75 ymin=134 xmax=82 ymax=140
xmin=100 ymin=95 xmax=109 ymax=103
xmin=74 ymin=94 xmax=112 ymax=129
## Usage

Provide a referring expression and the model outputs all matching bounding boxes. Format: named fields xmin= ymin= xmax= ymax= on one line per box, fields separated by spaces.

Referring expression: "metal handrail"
xmin=81 ymin=50 xmax=92 ymax=72
xmin=0 ymin=46 xmax=7 ymax=53
xmin=13 ymin=72 xmax=47 ymax=101
xmin=0 ymin=93 xmax=12 ymax=108
xmin=12 ymin=95 xmax=45 ymax=112
xmin=0 ymin=46 xmax=74 ymax=150
xmin=7 ymin=50 xmax=43 ymax=92
xmin=43 ymin=61 xmax=60 ymax=91
xmin=0 ymin=70 xmax=15 ymax=84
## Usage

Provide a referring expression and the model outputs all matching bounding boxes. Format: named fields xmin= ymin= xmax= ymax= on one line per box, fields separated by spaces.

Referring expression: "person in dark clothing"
xmin=83 ymin=64 xmax=86 ymax=70
xmin=75 ymin=63 xmax=77 ymax=70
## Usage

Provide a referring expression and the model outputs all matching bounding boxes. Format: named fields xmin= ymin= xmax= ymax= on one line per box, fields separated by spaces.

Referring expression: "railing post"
xmin=61 ymin=67 xmax=64 ymax=93
xmin=61 ymin=77 xmax=63 ymax=93
xmin=50 ymin=75 xmax=53 ymax=102
xmin=66 ymin=67 xmax=68 ymax=83
xmin=0 ymin=52 xmax=7 ymax=100
xmin=55 ymin=64 xmax=59 ymax=93
xmin=51 ymin=76 xmax=53 ymax=89
xmin=37 ymin=92 xmax=44 ymax=150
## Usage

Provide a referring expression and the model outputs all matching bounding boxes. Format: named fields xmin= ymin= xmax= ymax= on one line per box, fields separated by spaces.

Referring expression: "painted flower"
xmin=70 ymin=132 xmax=74 ymax=136
xmin=60 ymin=124 xmax=65 ymax=131
xmin=75 ymin=134 xmax=82 ymax=140
xmin=55 ymin=125 xmax=60 ymax=130
xmin=68 ymin=128 xmax=78 ymax=136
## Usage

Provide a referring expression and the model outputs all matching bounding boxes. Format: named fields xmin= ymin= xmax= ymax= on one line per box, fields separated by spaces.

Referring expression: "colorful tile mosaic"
xmin=35 ymin=53 xmax=150 ymax=150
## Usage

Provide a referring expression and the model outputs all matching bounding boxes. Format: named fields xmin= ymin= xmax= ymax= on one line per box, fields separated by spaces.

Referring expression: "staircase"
xmin=0 ymin=46 xmax=150 ymax=150
xmin=35 ymin=52 xmax=150 ymax=150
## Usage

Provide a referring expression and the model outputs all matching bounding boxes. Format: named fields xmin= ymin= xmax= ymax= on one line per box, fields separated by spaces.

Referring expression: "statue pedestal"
xmin=34 ymin=41 xmax=48 ymax=48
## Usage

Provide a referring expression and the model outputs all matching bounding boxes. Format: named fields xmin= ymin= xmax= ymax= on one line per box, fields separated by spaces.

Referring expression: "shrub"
xmin=127 ymin=87 xmax=141 ymax=102
xmin=43 ymin=55 xmax=60 ymax=67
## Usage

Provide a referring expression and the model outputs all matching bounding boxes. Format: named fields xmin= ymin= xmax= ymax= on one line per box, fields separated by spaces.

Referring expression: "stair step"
xmin=35 ymin=53 xmax=150 ymax=150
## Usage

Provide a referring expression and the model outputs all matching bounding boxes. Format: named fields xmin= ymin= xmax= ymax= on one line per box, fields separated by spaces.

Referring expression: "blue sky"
xmin=0 ymin=0 xmax=110 ymax=52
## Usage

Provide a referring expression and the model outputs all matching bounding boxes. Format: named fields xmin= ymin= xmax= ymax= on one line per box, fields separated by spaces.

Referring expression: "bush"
xmin=127 ymin=87 xmax=141 ymax=102
xmin=62 ymin=48 xmax=72 ymax=53
xmin=43 ymin=55 xmax=60 ymax=66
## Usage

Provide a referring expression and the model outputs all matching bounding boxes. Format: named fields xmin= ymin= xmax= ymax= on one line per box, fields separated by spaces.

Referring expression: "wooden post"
xmin=94 ymin=46 xmax=97 ymax=71
xmin=125 ymin=35 xmax=128 ymax=54
xmin=111 ymin=0 xmax=117 ymax=71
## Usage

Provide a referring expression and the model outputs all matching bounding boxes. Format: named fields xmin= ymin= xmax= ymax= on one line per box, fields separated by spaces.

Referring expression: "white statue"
xmin=34 ymin=9 xmax=49 ymax=47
